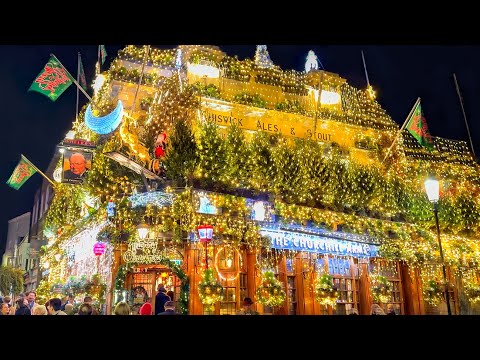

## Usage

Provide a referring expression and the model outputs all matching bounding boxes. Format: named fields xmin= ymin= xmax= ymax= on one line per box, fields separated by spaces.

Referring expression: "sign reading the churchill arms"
xmin=199 ymin=99 xmax=333 ymax=142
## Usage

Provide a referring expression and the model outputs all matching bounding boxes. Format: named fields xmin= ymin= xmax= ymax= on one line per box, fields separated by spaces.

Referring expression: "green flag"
xmin=99 ymin=45 xmax=107 ymax=65
xmin=79 ymin=55 xmax=87 ymax=91
xmin=28 ymin=55 xmax=73 ymax=101
xmin=6 ymin=155 xmax=37 ymax=190
xmin=405 ymin=99 xmax=434 ymax=151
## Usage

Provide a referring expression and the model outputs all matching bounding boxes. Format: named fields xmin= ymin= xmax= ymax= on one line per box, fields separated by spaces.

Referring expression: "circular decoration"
xmin=84 ymin=100 xmax=123 ymax=135
xmin=256 ymin=270 xmax=286 ymax=307
xmin=463 ymin=277 xmax=480 ymax=304
xmin=93 ymin=242 xmax=106 ymax=256
xmin=370 ymin=274 xmax=393 ymax=303
xmin=314 ymin=273 xmax=339 ymax=307
xmin=422 ymin=279 xmax=444 ymax=306
xmin=214 ymin=245 xmax=240 ymax=281
xmin=198 ymin=268 xmax=224 ymax=305
xmin=53 ymin=167 xmax=62 ymax=182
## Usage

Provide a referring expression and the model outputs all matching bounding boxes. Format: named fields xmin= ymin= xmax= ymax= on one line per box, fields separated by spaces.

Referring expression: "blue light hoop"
xmin=85 ymin=100 xmax=123 ymax=134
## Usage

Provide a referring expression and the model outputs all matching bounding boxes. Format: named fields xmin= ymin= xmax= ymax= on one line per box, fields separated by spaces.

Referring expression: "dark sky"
xmin=1 ymin=45 xmax=479 ymax=255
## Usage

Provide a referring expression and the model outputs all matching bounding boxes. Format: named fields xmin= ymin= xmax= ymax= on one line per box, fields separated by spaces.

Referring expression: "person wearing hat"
xmin=158 ymin=300 xmax=178 ymax=315
xmin=139 ymin=302 xmax=152 ymax=315
xmin=237 ymin=297 xmax=259 ymax=315
xmin=155 ymin=283 xmax=171 ymax=315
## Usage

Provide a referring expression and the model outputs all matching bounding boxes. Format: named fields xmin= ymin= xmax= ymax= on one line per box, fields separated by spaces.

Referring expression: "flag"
xmin=79 ymin=55 xmax=87 ymax=91
xmin=99 ymin=45 xmax=107 ymax=65
xmin=405 ymin=99 xmax=434 ymax=151
xmin=6 ymin=155 xmax=37 ymax=190
xmin=28 ymin=55 xmax=73 ymax=101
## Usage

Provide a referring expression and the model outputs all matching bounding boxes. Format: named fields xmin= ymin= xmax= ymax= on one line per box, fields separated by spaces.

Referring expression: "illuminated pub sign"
xmin=260 ymin=228 xmax=378 ymax=258
xmin=199 ymin=100 xmax=333 ymax=142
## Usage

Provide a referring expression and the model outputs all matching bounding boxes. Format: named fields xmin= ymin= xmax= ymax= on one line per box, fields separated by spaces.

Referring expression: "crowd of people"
xmin=0 ymin=291 xmax=103 ymax=315
xmin=1 ymin=286 xmax=396 ymax=315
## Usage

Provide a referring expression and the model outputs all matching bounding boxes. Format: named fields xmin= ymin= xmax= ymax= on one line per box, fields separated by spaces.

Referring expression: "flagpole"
xmin=98 ymin=45 xmax=101 ymax=73
xmin=361 ymin=50 xmax=370 ymax=86
xmin=381 ymin=97 xmax=421 ymax=165
xmin=49 ymin=53 xmax=110 ymax=114
xmin=50 ymin=53 xmax=93 ymax=103
xmin=21 ymin=154 xmax=55 ymax=187
xmin=453 ymin=73 xmax=476 ymax=160
xmin=130 ymin=45 xmax=150 ymax=115
xmin=49 ymin=53 xmax=140 ymax=121
xmin=76 ymin=52 xmax=80 ymax=121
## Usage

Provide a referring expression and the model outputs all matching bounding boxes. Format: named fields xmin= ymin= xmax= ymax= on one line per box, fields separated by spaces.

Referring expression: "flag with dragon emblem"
xmin=28 ymin=55 xmax=73 ymax=101
xmin=6 ymin=155 xmax=37 ymax=190
xmin=405 ymin=99 xmax=434 ymax=151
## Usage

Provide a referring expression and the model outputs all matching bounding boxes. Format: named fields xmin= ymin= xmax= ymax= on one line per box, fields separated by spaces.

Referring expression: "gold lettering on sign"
xmin=198 ymin=100 xmax=334 ymax=142
xmin=123 ymin=238 xmax=165 ymax=264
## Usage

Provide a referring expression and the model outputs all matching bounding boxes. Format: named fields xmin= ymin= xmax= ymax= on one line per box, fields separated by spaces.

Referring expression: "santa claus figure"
xmin=155 ymin=132 xmax=167 ymax=158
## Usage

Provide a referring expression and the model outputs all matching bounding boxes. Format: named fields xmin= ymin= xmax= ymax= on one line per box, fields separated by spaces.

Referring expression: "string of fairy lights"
xmin=38 ymin=45 xmax=480 ymax=309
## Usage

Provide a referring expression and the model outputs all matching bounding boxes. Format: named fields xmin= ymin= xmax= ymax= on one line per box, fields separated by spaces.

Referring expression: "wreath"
xmin=198 ymin=268 xmax=224 ymax=306
xmin=463 ymin=279 xmax=480 ymax=304
xmin=422 ymin=279 xmax=444 ymax=306
xmin=256 ymin=270 xmax=286 ymax=308
xmin=370 ymin=274 xmax=393 ymax=303
xmin=314 ymin=273 xmax=339 ymax=307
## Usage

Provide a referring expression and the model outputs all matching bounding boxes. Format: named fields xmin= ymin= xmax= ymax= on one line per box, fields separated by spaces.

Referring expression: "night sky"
xmin=1 ymin=45 xmax=479 ymax=255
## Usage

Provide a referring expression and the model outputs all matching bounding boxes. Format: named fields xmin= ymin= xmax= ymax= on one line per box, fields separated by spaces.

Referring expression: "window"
xmin=371 ymin=259 xmax=403 ymax=314
xmin=328 ymin=256 xmax=360 ymax=315
xmin=286 ymin=257 xmax=295 ymax=273
xmin=219 ymin=278 xmax=237 ymax=315
xmin=287 ymin=276 xmax=297 ymax=315
xmin=239 ymin=273 xmax=247 ymax=303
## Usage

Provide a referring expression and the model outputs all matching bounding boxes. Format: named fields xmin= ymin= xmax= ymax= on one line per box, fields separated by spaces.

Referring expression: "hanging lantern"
xmin=197 ymin=224 xmax=214 ymax=243
xmin=93 ymin=242 xmax=106 ymax=256
xmin=137 ymin=223 xmax=150 ymax=240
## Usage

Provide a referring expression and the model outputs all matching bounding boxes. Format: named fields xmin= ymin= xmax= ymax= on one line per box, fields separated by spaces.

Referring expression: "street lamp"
xmin=137 ymin=223 xmax=150 ymax=240
xmin=424 ymin=177 xmax=452 ymax=315
xmin=198 ymin=224 xmax=214 ymax=269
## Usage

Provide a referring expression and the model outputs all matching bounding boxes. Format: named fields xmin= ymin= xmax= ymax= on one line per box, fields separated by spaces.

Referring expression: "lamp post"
xmin=198 ymin=224 xmax=214 ymax=269
xmin=424 ymin=177 xmax=452 ymax=315
xmin=137 ymin=223 xmax=150 ymax=240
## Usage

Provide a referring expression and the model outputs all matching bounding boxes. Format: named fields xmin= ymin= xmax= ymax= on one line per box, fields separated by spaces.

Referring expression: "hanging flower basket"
xmin=423 ymin=279 xmax=444 ymax=306
xmin=256 ymin=270 xmax=286 ymax=308
xmin=315 ymin=273 xmax=339 ymax=307
xmin=198 ymin=268 xmax=224 ymax=305
xmin=370 ymin=274 xmax=393 ymax=304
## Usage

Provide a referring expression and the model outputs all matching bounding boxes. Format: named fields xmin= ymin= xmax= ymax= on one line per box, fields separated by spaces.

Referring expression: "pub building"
xmin=39 ymin=45 xmax=480 ymax=315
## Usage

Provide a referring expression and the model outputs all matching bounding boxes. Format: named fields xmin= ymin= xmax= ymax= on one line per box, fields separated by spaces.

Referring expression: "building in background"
xmin=2 ymin=212 xmax=30 ymax=268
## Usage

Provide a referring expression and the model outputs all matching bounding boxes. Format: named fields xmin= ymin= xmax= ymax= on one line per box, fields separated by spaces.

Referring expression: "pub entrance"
xmin=126 ymin=264 xmax=181 ymax=314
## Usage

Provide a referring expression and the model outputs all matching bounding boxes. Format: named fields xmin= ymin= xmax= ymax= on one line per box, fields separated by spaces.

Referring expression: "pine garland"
xmin=198 ymin=268 xmax=224 ymax=305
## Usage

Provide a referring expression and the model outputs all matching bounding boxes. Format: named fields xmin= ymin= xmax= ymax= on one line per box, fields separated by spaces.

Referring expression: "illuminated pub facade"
xmin=40 ymin=45 xmax=480 ymax=315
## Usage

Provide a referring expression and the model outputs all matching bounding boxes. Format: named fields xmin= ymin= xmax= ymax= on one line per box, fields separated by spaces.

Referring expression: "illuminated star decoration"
xmin=366 ymin=84 xmax=376 ymax=100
